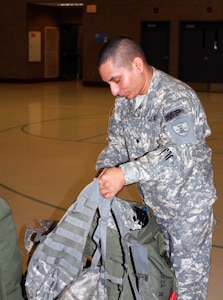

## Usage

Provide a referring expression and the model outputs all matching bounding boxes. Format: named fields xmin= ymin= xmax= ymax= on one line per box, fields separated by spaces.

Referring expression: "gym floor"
xmin=0 ymin=80 xmax=222 ymax=299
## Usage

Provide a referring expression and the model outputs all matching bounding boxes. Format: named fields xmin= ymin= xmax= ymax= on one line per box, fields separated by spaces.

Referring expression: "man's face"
xmin=98 ymin=58 xmax=144 ymax=100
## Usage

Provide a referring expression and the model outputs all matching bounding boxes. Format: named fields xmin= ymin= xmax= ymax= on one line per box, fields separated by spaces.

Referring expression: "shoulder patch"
xmin=165 ymin=112 xmax=198 ymax=144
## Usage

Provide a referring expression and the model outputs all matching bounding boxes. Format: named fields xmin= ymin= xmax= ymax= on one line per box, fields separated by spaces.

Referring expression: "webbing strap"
xmin=111 ymin=199 xmax=150 ymax=300
xmin=91 ymin=199 xmax=111 ymax=268
xmin=111 ymin=199 xmax=149 ymax=276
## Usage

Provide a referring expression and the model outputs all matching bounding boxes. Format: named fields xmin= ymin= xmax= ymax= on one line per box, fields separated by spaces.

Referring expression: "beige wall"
xmin=0 ymin=0 xmax=223 ymax=82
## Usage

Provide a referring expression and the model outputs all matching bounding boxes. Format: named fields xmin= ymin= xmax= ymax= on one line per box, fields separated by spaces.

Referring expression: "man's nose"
xmin=110 ymin=84 xmax=119 ymax=96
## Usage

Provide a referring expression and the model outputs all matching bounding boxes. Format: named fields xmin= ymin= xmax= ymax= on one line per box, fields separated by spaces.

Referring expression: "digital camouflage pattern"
xmin=96 ymin=68 xmax=217 ymax=299
xmin=156 ymin=207 xmax=214 ymax=300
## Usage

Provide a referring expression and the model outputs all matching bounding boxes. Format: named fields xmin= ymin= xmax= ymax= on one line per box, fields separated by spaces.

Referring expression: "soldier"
xmin=96 ymin=36 xmax=217 ymax=299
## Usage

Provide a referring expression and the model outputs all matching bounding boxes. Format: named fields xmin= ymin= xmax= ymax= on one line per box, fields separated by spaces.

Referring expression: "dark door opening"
xmin=60 ymin=24 xmax=82 ymax=80
xmin=141 ymin=21 xmax=170 ymax=73
xmin=179 ymin=21 xmax=223 ymax=84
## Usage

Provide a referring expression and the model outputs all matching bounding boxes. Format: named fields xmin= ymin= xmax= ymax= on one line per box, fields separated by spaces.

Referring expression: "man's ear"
xmin=132 ymin=57 xmax=144 ymax=73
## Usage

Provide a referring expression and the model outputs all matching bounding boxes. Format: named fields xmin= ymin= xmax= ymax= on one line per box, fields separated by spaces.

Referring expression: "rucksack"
xmin=25 ymin=180 xmax=176 ymax=300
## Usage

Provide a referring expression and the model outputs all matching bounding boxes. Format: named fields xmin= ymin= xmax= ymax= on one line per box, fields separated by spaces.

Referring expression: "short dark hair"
xmin=97 ymin=36 xmax=146 ymax=68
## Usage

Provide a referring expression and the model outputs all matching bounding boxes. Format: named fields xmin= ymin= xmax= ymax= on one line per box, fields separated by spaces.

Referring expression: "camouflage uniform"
xmin=96 ymin=68 xmax=217 ymax=299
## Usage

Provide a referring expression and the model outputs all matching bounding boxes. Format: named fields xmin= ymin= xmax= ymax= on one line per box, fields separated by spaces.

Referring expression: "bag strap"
xmin=91 ymin=198 xmax=111 ymax=268
xmin=91 ymin=197 xmax=124 ymax=286
xmin=111 ymin=199 xmax=159 ymax=300
xmin=111 ymin=199 xmax=149 ymax=275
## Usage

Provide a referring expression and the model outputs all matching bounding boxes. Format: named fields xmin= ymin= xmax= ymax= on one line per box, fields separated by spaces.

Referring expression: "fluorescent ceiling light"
xmin=33 ymin=2 xmax=84 ymax=7
xmin=57 ymin=3 xmax=83 ymax=6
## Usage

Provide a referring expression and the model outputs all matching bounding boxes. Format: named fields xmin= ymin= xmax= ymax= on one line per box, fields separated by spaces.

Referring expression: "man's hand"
xmin=98 ymin=167 xmax=125 ymax=198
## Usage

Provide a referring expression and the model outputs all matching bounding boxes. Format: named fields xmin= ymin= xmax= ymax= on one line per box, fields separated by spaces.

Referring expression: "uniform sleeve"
xmin=96 ymin=108 xmax=129 ymax=171
xmin=120 ymin=96 xmax=211 ymax=185
xmin=120 ymin=145 xmax=181 ymax=184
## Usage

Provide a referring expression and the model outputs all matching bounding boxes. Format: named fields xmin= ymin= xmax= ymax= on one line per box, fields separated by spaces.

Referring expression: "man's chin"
xmin=124 ymin=94 xmax=133 ymax=100
xmin=119 ymin=93 xmax=133 ymax=100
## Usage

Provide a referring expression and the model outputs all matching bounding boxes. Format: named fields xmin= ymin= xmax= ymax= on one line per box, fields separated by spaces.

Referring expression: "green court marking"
xmin=0 ymin=183 xmax=66 ymax=211
xmin=212 ymin=244 xmax=223 ymax=249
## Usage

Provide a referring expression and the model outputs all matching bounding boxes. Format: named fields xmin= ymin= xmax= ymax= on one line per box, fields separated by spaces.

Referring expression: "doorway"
xmin=141 ymin=21 xmax=170 ymax=73
xmin=60 ymin=24 xmax=83 ymax=80
xmin=179 ymin=21 xmax=223 ymax=84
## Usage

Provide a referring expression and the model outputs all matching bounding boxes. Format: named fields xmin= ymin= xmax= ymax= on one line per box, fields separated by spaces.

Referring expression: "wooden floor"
xmin=0 ymin=80 xmax=222 ymax=299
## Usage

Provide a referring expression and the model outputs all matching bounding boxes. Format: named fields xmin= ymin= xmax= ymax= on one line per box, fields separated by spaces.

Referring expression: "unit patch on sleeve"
xmin=164 ymin=109 xmax=197 ymax=144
